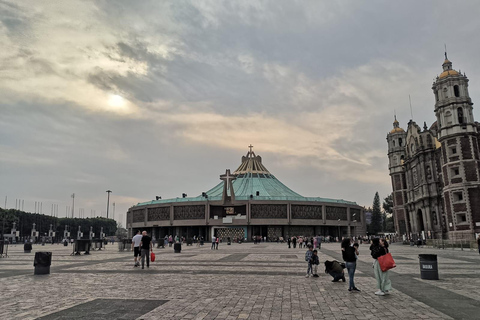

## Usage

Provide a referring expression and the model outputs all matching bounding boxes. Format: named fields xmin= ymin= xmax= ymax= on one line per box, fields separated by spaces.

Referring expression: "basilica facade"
xmin=126 ymin=147 xmax=365 ymax=241
xmin=387 ymin=56 xmax=480 ymax=240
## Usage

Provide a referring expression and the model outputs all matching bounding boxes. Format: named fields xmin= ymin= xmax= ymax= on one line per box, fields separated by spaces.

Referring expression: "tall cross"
xmin=220 ymin=169 xmax=236 ymax=187
xmin=248 ymin=144 xmax=254 ymax=153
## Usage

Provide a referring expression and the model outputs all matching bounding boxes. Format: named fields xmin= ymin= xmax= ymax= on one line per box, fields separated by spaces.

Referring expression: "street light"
xmin=106 ymin=190 xmax=112 ymax=219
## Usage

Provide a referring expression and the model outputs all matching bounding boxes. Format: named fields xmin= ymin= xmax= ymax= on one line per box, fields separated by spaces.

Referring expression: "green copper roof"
xmin=135 ymin=147 xmax=357 ymax=207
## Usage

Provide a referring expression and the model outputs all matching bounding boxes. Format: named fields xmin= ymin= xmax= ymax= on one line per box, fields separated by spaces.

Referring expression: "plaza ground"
xmin=0 ymin=241 xmax=479 ymax=320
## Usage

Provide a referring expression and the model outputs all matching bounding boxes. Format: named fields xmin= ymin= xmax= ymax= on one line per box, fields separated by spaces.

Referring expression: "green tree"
xmin=369 ymin=192 xmax=383 ymax=235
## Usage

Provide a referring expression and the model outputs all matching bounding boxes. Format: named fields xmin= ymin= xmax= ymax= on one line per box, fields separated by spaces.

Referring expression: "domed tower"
xmin=433 ymin=54 xmax=480 ymax=240
xmin=386 ymin=117 xmax=409 ymax=235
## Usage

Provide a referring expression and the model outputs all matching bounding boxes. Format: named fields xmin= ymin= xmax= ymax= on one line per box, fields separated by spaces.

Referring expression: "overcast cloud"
xmin=2 ymin=0 xmax=480 ymax=225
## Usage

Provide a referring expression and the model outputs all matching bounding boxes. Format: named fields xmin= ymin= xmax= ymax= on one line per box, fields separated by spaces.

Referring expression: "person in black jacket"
xmin=370 ymin=238 xmax=392 ymax=296
xmin=477 ymin=235 xmax=480 ymax=254
xmin=341 ymin=238 xmax=360 ymax=292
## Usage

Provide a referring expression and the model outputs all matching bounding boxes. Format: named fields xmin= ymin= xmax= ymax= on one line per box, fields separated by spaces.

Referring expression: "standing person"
xmin=310 ymin=250 xmax=320 ymax=277
xmin=131 ymin=230 xmax=142 ymax=267
xmin=299 ymin=237 xmax=303 ymax=249
xmin=215 ymin=236 xmax=219 ymax=250
xmin=211 ymin=235 xmax=216 ymax=250
xmin=140 ymin=231 xmax=153 ymax=270
xmin=477 ymin=234 xmax=480 ymax=254
xmin=287 ymin=237 xmax=291 ymax=249
xmin=342 ymin=238 xmax=360 ymax=292
xmin=292 ymin=237 xmax=297 ymax=248
xmin=168 ymin=235 xmax=173 ymax=247
xmin=305 ymin=245 xmax=314 ymax=277
xmin=370 ymin=238 xmax=392 ymax=296
xmin=313 ymin=237 xmax=318 ymax=250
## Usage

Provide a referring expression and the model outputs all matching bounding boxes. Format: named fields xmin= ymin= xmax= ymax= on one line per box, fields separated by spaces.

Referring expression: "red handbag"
xmin=150 ymin=252 xmax=156 ymax=262
xmin=378 ymin=253 xmax=396 ymax=272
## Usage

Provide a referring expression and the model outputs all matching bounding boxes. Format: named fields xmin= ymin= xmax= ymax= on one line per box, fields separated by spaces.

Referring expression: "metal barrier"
xmin=426 ymin=239 xmax=477 ymax=251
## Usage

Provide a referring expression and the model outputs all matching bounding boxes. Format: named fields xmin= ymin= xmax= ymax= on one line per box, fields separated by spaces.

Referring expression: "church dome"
xmin=439 ymin=69 xmax=459 ymax=79
xmin=390 ymin=127 xmax=405 ymax=134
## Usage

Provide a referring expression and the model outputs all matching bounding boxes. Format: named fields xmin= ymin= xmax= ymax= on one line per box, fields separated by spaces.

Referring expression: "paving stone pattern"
xmin=0 ymin=241 xmax=479 ymax=319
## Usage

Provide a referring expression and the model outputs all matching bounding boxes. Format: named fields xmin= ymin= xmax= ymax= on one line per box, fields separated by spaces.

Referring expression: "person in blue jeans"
xmin=341 ymin=238 xmax=360 ymax=292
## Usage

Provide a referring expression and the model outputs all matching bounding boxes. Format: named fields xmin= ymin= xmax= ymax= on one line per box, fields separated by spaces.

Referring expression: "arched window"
xmin=454 ymin=85 xmax=460 ymax=97
xmin=435 ymin=90 xmax=439 ymax=101
xmin=399 ymin=138 xmax=403 ymax=146
xmin=392 ymin=140 xmax=396 ymax=147
xmin=458 ymin=107 xmax=464 ymax=124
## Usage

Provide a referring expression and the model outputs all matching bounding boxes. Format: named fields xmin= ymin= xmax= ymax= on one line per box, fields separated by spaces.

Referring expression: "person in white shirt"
xmin=131 ymin=230 xmax=143 ymax=267
xmin=211 ymin=236 xmax=216 ymax=250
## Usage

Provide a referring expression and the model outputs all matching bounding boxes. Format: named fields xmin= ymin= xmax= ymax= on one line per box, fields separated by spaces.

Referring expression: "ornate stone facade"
xmin=132 ymin=209 xmax=144 ymax=223
xmin=173 ymin=205 xmax=205 ymax=220
xmin=216 ymin=227 xmax=245 ymax=240
xmin=291 ymin=205 xmax=322 ymax=219
xmin=147 ymin=207 xmax=170 ymax=221
xmin=251 ymin=204 xmax=287 ymax=219
xmin=326 ymin=206 xmax=347 ymax=220
xmin=387 ymin=57 xmax=480 ymax=240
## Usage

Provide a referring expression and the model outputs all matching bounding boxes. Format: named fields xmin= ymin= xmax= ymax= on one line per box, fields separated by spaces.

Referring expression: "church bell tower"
xmin=433 ymin=54 xmax=480 ymax=239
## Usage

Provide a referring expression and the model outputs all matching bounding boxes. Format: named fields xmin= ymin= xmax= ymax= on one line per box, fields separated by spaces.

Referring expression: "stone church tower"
xmin=433 ymin=56 xmax=480 ymax=239
xmin=387 ymin=55 xmax=480 ymax=240
xmin=386 ymin=117 xmax=408 ymax=235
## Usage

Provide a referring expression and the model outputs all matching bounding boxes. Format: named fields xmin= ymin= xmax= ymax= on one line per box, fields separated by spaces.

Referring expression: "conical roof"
xmin=135 ymin=147 xmax=357 ymax=206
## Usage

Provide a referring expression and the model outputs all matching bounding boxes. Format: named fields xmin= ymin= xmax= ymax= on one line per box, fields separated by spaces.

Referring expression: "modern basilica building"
xmin=127 ymin=147 xmax=366 ymax=241
xmin=387 ymin=55 xmax=480 ymax=241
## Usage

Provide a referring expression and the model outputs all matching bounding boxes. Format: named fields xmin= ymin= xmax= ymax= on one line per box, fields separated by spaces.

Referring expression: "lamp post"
xmin=106 ymin=190 xmax=112 ymax=219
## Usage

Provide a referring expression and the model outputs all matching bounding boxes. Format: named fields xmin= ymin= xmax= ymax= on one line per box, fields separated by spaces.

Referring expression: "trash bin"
xmin=63 ymin=241 xmax=68 ymax=247
xmin=34 ymin=252 xmax=52 ymax=275
xmin=174 ymin=242 xmax=181 ymax=253
xmin=419 ymin=254 xmax=439 ymax=280
xmin=24 ymin=243 xmax=32 ymax=253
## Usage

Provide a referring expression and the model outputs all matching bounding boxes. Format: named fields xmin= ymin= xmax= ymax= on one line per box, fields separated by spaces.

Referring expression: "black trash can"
xmin=419 ymin=254 xmax=439 ymax=280
xmin=34 ymin=252 xmax=52 ymax=275
xmin=174 ymin=242 xmax=181 ymax=253
xmin=24 ymin=243 xmax=32 ymax=253
xmin=63 ymin=241 xmax=68 ymax=247
xmin=186 ymin=238 xmax=193 ymax=246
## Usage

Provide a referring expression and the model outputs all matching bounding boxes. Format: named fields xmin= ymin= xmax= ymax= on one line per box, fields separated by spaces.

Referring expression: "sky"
xmin=2 ymin=0 xmax=480 ymax=226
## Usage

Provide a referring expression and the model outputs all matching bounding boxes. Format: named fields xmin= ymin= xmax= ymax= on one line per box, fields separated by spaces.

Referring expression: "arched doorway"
xmin=417 ymin=209 xmax=425 ymax=233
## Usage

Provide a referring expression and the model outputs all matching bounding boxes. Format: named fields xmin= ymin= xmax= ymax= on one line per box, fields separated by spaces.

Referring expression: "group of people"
xmin=131 ymin=230 xmax=153 ymax=269
xmin=306 ymin=237 xmax=392 ymax=296
xmin=287 ymin=236 xmax=322 ymax=249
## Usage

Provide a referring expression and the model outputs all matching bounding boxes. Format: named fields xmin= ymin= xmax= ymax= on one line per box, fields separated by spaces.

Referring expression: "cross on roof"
xmin=248 ymin=144 xmax=254 ymax=153
xmin=220 ymin=169 xmax=236 ymax=186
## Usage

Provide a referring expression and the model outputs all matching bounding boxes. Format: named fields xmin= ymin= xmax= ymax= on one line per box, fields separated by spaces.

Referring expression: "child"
xmin=310 ymin=250 xmax=320 ymax=277
xmin=305 ymin=245 xmax=314 ymax=277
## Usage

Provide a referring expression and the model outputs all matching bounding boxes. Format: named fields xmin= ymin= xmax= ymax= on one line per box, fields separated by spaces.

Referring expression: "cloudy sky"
xmin=2 ymin=0 xmax=480 ymax=225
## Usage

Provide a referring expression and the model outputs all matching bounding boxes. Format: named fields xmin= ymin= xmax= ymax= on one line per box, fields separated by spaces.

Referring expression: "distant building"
xmin=387 ymin=55 xmax=480 ymax=240
xmin=127 ymin=147 xmax=366 ymax=240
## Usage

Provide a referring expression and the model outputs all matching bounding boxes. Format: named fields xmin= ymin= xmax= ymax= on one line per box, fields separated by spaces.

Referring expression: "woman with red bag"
xmin=370 ymin=238 xmax=392 ymax=296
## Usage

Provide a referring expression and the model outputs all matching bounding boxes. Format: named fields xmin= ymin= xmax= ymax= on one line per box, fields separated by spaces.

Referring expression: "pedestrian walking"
xmin=215 ymin=236 xmax=219 ymax=249
xmin=131 ymin=230 xmax=142 ymax=267
xmin=370 ymin=238 xmax=392 ymax=296
xmin=292 ymin=237 xmax=297 ymax=248
xmin=287 ymin=237 xmax=291 ymax=248
xmin=342 ymin=238 xmax=360 ymax=292
xmin=140 ymin=231 xmax=153 ymax=269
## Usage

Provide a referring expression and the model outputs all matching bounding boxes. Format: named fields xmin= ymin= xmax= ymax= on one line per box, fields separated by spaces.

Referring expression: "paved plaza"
xmin=0 ymin=241 xmax=479 ymax=320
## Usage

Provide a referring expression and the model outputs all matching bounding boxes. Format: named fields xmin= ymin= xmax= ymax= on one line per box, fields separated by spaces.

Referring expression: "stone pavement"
xmin=0 ymin=241 xmax=479 ymax=320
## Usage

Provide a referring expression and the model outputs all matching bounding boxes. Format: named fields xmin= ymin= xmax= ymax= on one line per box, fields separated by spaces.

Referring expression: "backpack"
xmin=305 ymin=251 xmax=312 ymax=261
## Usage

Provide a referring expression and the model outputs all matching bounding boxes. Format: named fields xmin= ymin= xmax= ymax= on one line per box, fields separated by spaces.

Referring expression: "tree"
xmin=368 ymin=192 xmax=383 ymax=235
xmin=382 ymin=193 xmax=395 ymax=233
